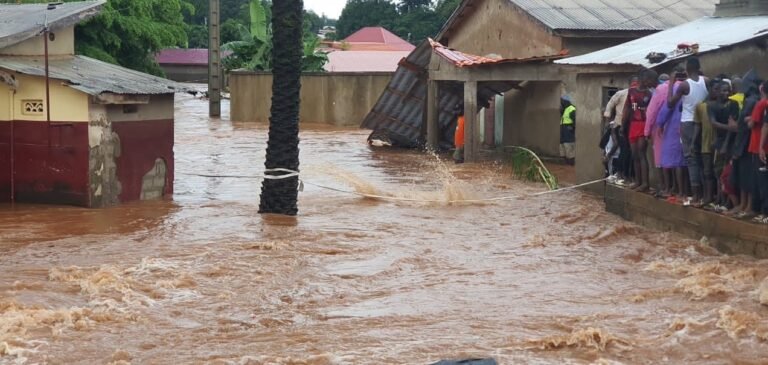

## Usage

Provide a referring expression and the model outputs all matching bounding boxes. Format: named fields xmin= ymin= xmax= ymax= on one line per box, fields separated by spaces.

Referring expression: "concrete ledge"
xmin=605 ymin=184 xmax=768 ymax=258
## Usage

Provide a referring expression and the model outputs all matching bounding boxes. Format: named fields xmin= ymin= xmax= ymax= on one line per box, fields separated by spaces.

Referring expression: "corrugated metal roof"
xmin=156 ymin=48 xmax=233 ymax=65
xmin=360 ymin=41 xmax=522 ymax=147
xmin=556 ymin=16 xmax=768 ymax=67
xmin=0 ymin=1 xmax=105 ymax=49
xmin=509 ymin=0 xmax=717 ymax=31
xmin=0 ymin=55 xmax=183 ymax=95
xmin=344 ymin=27 xmax=414 ymax=48
xmin=437 ymin=0 xmax=717 ymax=40
xmin=429 ymin=38 xmax=567 ymax=67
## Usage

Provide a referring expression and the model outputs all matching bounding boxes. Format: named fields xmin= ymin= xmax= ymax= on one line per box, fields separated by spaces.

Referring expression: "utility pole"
xmin=208 ymin=0 xmax=221 ymax=116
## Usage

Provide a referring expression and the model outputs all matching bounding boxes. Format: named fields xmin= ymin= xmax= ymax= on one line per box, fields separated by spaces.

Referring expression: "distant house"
xmin=156 ymin=48 xmax=232 ymax=83
xmin=362 ymin=0 xmax=717 ymax=159
xmin=323 ymin=27 xmax=414 ymax=72
xmin=0 ymin=1 xmax=182 ymax=207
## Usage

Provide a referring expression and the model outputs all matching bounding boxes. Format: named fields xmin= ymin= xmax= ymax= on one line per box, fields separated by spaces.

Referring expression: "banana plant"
xmin=223 ymin=0 xmax=327 ymax=72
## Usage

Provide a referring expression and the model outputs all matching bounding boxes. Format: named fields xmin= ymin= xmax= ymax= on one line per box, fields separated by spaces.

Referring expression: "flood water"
xmin=1 ymin=93 xmax=767 ymax=364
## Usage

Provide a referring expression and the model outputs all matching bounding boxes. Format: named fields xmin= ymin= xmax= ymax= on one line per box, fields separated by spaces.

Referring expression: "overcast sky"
xmin=304 ymin=0 xmax=346 ymax=19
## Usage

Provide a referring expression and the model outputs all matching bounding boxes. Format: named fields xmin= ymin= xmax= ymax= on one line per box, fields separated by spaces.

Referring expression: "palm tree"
xmin=259 ymin=0 xmax=303 ymax=215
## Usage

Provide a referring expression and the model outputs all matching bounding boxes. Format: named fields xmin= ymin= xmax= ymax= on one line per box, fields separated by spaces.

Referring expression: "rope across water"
xmin=178 ymin=169 xmax=607 ymax=204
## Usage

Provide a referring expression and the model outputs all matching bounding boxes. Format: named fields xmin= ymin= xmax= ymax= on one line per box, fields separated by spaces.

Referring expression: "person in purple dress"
xmin=656 ymin=66 xmax=688 ymax=201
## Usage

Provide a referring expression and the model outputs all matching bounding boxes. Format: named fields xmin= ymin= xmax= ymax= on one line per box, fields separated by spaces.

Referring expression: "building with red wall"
xmin=0 ymin=1 xmax=181 ymax=207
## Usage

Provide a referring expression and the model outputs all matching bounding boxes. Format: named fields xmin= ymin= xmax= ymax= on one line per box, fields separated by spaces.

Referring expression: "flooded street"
xmin=1 ymin=93 xmax=768 ymax=364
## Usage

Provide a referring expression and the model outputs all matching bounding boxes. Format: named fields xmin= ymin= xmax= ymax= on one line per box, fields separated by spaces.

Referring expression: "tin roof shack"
xmin=156 ymin=48 xmax=232 ymax=82
xmin=0 ymin=1 xmax=182 ymax=207
xmin=557 ymin=3 xmax=768 ymax=186
xmin=362 ymin=0 xmax=717 ymax=161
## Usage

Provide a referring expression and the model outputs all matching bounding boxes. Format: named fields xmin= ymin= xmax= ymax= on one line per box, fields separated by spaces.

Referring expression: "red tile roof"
xmin=428 ymin=38 xmax=568 ymax=67
xmin=156 ymin=48 xmax=233 ymax=66
xmin=324 ymin=51 xmax=411 ymax=72
xmin=344 ymin=27 xmax=415 ymax=51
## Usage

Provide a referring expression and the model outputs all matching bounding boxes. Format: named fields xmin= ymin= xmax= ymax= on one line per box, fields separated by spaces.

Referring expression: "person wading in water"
xmin=453 ymin=103 xmax=465 ymax=164
xmin=560 ymin=96 xmax=576 ymax=165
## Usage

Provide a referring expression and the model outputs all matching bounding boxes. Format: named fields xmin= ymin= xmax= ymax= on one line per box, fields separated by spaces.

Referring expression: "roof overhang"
xmin=0 ymin=55 xmax=184 ymax=97
xmin=556 ymin=16 xmax=768 ymax=70
xmin=0 ymin=1 xmax=106 ymax=50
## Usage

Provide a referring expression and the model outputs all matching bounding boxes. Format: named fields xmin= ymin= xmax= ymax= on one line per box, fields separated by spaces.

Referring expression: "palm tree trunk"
xmin=259 ymin=0 xmax=303 ymax=215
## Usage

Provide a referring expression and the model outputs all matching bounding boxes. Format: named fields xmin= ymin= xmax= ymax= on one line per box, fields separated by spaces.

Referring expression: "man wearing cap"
xmin=560 ymin=96 xmax=576 ymax=165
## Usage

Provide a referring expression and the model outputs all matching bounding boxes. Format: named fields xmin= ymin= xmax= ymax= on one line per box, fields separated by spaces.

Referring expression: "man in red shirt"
xmin=622 ymin=69 xmax=658 ymax=192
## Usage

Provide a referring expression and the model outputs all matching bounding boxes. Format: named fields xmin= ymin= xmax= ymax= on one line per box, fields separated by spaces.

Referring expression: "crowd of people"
xmin=601 ymin=57 xmax=768 ymax=222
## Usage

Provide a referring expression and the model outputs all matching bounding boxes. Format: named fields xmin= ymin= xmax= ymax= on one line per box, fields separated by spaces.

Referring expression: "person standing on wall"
xmin=668 ymin=57 xmax=709 ymax=205
xmin=560 ymin=96 xmax=576 ymax=165
xmin=602 ymin=77 xmax=637 ymax=183
xmin=453 ymin=103 xmax=465 ymax=164
xmin=623 ymin=69 xmax=658 ymax=192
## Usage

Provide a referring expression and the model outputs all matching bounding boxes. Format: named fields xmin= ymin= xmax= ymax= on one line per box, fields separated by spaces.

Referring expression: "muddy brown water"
xmin=1 ymin=93 xmax=767 ymax=365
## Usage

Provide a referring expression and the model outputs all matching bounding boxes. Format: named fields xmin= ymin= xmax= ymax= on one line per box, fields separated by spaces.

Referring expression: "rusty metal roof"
xmin=0 ymin=1 xmax=105 ymax=49
xmin=429 ymin=38 xmax=567 ymax=67
xmin=360 ymin=41 xmax=523 ymax=147
xmin=510 ymin=0 xmax=717 ymax=31
xmin=557 ymin=16 xmax=768 ymax=67
xmin=0 ymin=55 xmax=183 ymax=95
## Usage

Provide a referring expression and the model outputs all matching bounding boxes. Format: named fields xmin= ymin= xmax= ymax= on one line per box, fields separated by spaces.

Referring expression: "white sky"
xmin=304 ymin=0 xmax=346 ymax=19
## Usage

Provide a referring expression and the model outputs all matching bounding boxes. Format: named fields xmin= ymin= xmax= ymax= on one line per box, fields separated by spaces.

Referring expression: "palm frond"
xmin=505 ymin=146 xmax=558 ymax=190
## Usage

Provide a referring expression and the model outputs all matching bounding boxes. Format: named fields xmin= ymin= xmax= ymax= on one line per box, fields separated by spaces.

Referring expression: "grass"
xmin=504 ymin=146 xmax=559 ymax=190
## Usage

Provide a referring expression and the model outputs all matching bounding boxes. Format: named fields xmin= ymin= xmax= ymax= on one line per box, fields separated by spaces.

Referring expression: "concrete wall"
xmin=159 ymin=64 xmax=208 ymax=83
xmin=562 ymin=37 xmax=636 ymax=57
xmin=0 ymin=73 xmax=90 ymax=122
xmin=606 ymin=184 xmax=768 ymax=258
xmin=445 ymin=0 xmax=562 ymax=59
xmin=230 ymin=72 xmax=392 ymax=126
xmin=0 ymin=26 xmax=75 ymax=56
xmin=502 ymin=81 xmax=563 ymax=156
xmin=573 ymin=73 xmax=634 ymax=185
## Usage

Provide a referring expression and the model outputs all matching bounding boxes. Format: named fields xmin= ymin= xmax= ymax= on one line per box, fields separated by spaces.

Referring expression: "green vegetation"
xmin=221 ymin=0 xmax=328 ymax=72
xmin=337 ymin=0 xmax=462 ymax=44
xmin=5 ymin=0 xmax=191 ymax=76
xmin=507 ymin=146 xmax=559 ymax=190
xmin=2 ymin=0 xmax=464 ymax=74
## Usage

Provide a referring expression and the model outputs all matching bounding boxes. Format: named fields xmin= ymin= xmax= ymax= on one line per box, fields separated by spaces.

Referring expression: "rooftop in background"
xmin=343 ymin=27 xmax=415 ymax=51
xmin=438 ymin=0 xmax=718 ymax=40
xmin=324 ymin=51 xmax=410 ymax=72
xmin=556 ymin=16 xmax=768 ymax=67
xmin=156 ymin=48 xmax=233 ymax=66
xmin=0 ymin=55 xmax=183 ymax=95
xmin=0 ymin=1 xmax=105 ymax=49
xmin=508 ymin=0 xmax=717 ymax=31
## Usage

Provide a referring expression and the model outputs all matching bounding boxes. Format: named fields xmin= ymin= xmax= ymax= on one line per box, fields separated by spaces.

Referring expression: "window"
xmin=21 ymin=100 xmax=44 ymax=116
xmin=123 ymin=105 xmax=139 ymax=114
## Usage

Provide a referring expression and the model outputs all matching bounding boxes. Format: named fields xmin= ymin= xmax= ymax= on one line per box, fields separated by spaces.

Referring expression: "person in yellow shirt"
xmin=560 ymin=96 xmax=576 ymax=165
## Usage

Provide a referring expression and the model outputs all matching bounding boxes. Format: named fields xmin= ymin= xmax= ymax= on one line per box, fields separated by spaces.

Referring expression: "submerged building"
xmin=0 ymin=1 xmax=182 ymax=207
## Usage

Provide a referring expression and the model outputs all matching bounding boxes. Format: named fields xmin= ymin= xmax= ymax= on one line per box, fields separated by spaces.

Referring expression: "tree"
xmin=7 ymin=0 xmax=191 ymax=75
xmin=393 ymin=6 xmax=442 ymax=44
xmin=397 ymin=0 xmax=430 ymax=14
xmin=336 ymin=0 xmax=398 ymax=39
xmin=222 ymin=0 xmax=327 ymax=72
xmin=304 ymin=10 xmax=323 ymax=35
xmin=75 ymin=0 xmax=192 ymax=75
xmin=259 ymin=0 xmax=303 ymax=216
xmin=436 ymin=0 xmax=461 ymax=22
